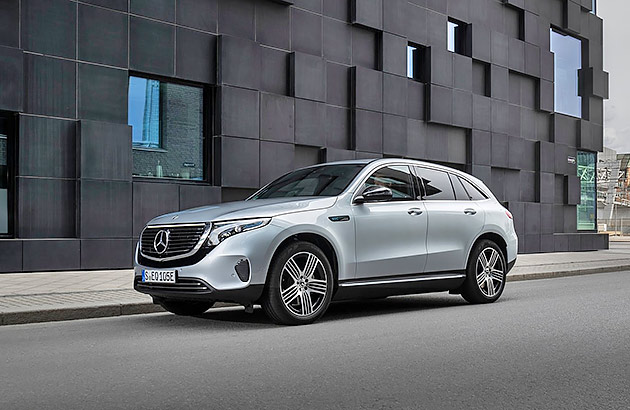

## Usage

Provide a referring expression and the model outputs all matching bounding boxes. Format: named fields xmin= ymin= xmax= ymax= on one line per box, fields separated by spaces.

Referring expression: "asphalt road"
xmin=1 ymin=272 xmax=629 ymax=410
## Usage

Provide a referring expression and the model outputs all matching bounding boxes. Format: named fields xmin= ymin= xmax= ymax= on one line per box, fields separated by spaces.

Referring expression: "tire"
xmin=461 ymin=239 xmax=507 ymax=304
xmin=159 ymin=299 xmax=215 ymax=316
xmin=262 ymin=241 xmax=334 ymax=325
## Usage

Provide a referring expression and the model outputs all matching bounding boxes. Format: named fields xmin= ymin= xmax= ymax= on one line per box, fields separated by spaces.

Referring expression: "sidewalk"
xmin=1 ymin=241 xmax=629 ymax=326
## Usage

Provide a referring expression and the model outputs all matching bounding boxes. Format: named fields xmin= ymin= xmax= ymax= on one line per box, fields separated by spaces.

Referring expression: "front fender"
xmin=263 ymin=210 xmax=355 ymax=283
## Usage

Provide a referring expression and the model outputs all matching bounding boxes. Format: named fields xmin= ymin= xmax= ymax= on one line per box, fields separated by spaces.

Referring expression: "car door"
xmin=414 ymin=167 xmax=485 ymax=273
xmin=353 ymin=165 xmax=428 ymax=279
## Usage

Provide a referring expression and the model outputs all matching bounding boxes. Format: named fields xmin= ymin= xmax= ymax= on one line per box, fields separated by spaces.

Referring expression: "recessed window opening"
xmin=447 ymin=18 xmax=469 ymax=55
xmin=407 ymin=43 xmax=427 ymax=82
xmin=128 ymin=75 xmax=205 ymax=181
xmin=550 ymin=29 xmax=582 ymax=118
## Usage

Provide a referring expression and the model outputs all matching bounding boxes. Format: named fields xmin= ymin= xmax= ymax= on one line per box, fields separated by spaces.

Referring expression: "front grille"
xmin=140 ymin=223 xmax=208 ymax=260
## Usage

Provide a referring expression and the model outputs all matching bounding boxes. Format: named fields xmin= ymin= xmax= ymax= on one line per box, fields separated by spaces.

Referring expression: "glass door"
xmin=577 ymin=151 xmax=596 ymax=231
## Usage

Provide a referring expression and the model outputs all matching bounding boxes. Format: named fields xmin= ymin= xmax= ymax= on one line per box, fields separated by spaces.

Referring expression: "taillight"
xmin=505 ymin=210 xmax=513 ymax=219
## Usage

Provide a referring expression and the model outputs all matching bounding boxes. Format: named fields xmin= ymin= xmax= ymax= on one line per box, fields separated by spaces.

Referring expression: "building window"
xmin=407 ymin=43 xmax=427 ymax=82
xmin=550 ymin=29 xmax=582 ymax=118
xmin=591 ymin=0 xmax=596 ymax=15
xmin=0 ymin=116 xmax=8 ymax=234
xmin=128 ymin=76 xmax=205 ymax=181
xmin=447 ymin=18 xmax=469 ymax=55
xmin=577 ymin=151 xmax=596 ymax=231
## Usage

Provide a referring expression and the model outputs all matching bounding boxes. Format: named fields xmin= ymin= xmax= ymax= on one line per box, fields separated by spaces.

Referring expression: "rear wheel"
xmin=159 ymin=299 xmax=215 ymax=316
xmin=262 ymin=241 xmax=334 ymax=325
xmin=461 ymin=240 xmax=506 ymax=304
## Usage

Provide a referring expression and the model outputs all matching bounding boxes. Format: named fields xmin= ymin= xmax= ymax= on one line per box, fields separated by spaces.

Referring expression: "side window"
xmin=415 ymin=167 xmax=455 ymax=200
xmin=363 ymin=166 xmax=415 ymax=201
xmin=459 ymin=177 xmax=488 ymax=200
xmin=451 ymin=174 xmax=470 ymax=200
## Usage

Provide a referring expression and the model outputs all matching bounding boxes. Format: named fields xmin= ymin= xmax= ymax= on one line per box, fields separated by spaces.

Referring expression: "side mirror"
xmin=355 ymin=186 xmax=393 ymax=204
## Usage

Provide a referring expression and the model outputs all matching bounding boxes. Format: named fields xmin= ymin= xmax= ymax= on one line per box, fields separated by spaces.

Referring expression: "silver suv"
xmin=134 ymin=159 xmax=518 ymax=325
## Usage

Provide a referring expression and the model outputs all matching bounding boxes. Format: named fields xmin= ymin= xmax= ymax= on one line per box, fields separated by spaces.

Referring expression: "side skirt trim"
xmin=338 ymin=273 xmax=466 ymax=288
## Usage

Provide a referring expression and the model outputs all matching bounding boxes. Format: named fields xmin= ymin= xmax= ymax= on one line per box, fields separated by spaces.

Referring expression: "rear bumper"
xmin=507 ymin=258 xmax=517 ymax=273
xmin=134 ymin=276 xmax=264 ymax=305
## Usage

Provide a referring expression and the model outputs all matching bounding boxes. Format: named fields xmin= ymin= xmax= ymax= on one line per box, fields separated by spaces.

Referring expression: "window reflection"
xmin=128 ymin=76 xmax=205 ymax=180
xmin=447 ymin=21 xmax=458 ymax=52
xmin=364 ymin=166 xmax=414 ymax=200
xmin=550 ymin=29 xmax=582 ymax=118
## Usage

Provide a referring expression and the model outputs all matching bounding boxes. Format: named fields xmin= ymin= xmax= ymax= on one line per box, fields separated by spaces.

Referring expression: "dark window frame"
xmin=128 ymin=71 xmax=213 ymax=185
xmin=0 ymin=111 xmax=16 ymax=238
xmin=472 ymin=59 xmax=491 ymax=97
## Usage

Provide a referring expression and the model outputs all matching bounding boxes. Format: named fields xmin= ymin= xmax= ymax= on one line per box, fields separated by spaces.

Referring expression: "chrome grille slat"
xmin=135 ymin=278 xmax=211 ymax=294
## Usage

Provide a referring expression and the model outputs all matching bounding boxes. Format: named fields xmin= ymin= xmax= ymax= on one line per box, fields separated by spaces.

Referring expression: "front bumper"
xmin=134 ymin=276 xmax=264 ymax=304
xmin=134 ymin=222 xmax=284 ymax=304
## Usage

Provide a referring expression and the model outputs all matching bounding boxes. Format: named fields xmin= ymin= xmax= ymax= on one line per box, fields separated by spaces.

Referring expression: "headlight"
xmin=207 ymin=218 xmax=271 ymax=246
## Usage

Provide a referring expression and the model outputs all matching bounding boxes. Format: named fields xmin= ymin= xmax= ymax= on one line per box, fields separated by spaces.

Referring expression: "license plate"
xmin=142 ymin=269 xmax=176 ymax=284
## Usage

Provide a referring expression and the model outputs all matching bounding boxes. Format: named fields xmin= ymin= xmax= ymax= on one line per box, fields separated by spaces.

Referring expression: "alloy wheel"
xmin=280 ymin=251 xmax=328 ymax=317
xmin=475 ymin=247 xmax=505 ymax=298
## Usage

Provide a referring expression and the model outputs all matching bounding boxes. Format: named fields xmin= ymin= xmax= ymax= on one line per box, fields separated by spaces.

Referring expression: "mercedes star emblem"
xmin=153 ymin=229 xmax=170 ymax=255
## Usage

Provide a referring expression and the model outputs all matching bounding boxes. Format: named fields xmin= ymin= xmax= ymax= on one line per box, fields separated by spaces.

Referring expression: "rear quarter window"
xmin=459 ymin=177 xmax=488 ymax=200
xmin=450 ymin=174 xmax=470 ymax=200
xmin=415 ymin=167 xmax=455 ymax=200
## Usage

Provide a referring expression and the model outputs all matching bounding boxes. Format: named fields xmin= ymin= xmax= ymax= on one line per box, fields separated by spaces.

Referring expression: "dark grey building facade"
xmin=0 ymin=0 xmax=609 ymax=272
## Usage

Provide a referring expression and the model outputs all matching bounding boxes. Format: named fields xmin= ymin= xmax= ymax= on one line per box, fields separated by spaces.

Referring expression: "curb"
xmin=0 ymin=301 xmax=234 ymax=326
xmin=2 ymin=266 xmax=628 ymax=326
xmin=0 ymin=303 xmax=165 ymax=326
xmin=507 ymin=264 xmax=630 ymax=282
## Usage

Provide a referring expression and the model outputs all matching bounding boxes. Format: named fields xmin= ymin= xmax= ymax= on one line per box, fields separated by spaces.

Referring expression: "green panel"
xmin=577 ymin=151 xmax=596 ymax=230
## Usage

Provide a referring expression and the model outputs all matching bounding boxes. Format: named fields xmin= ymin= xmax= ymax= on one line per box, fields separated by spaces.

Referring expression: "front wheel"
xmin=159 ymin=299 xmax=215 ymax=316
xmin=262 ymin=241 xmax=334 ymax=325
xmin=461 ymin=240 xmax=507 ymax=304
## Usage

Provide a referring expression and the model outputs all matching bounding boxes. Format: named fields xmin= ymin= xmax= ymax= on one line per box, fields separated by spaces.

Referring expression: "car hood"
xmin=148 ymin=196 xmax=338 ymax=225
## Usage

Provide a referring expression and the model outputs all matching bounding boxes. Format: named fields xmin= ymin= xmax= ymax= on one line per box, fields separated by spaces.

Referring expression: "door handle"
xmin=464 ymin=208 xmax=477 ymax=215
xmin=408 ymin=208 xmax=423 ymax=216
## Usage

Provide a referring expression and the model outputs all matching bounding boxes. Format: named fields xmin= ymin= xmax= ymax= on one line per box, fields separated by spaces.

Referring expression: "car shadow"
xmin=139 ymin=293 xmax=472 ymax=329
xmin=321 ymin=294 xmax=469 ymax=323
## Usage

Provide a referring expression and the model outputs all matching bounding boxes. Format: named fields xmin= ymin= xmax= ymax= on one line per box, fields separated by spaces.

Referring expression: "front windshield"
xmin=250 ymin=164 xmax=365 ymax=200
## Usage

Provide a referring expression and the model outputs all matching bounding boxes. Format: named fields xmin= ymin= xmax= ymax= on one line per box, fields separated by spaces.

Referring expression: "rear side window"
xmin=415 ymin=167 xmax=455 ymax=200
xmin=451 ymin=174 xmax=470 ymax=200
xmin=459 ymin=177 xmax=488 ymax=200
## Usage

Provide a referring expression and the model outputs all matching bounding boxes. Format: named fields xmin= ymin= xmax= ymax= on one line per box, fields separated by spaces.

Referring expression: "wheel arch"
xmin=267 ymin=232 xmax=340 ymax=288
xmin=467 ymin=231 xmax=508 ymax=267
